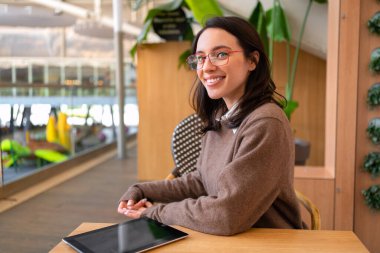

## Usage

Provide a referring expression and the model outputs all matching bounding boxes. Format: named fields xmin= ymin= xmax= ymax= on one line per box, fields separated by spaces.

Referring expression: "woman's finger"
xmin=124 ymin=209 xmax=141 ymax=219
xmin=117 ymin=201 xmax=128 ymax=214
xmin=127 ymin=199 xmax=135 ymax=207
xmin=129 ymin=198 xmax=147 ymax=210
xmin=145 ymin=201 xmax=153 ymax=208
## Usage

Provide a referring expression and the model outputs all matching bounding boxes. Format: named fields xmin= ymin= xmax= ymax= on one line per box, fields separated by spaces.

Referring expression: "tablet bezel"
xmin=63 ymin=217 xmax=188 ymax=253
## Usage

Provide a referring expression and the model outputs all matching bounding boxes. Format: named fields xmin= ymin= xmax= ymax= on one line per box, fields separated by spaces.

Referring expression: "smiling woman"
xmin=118 ymin=16 xmax=305 ymax=236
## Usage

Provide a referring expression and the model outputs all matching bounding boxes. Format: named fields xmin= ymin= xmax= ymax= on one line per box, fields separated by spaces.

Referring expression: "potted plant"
xmin=249 ymin=0 xmax=327 ymax=119
xmin=249 ymin=0 xmax=327 ymax=165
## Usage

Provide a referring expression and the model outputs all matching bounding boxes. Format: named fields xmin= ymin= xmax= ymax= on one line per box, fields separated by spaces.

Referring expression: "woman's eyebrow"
xmin=196 ymin=45 xmax=232 ymax=54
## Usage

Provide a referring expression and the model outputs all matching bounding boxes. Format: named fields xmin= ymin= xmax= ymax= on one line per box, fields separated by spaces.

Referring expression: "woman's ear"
xmin=248 ymin=51 xmax=260 ymax=71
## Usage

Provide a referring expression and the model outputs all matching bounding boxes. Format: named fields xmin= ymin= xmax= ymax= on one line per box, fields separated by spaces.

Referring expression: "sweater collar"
xmin=216 ymin=102 xmax=239 ymax=134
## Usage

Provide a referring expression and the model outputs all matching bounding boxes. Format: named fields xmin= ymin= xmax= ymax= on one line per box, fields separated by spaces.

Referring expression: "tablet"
xmin=63 ymin=217 xmax=188 ymax=253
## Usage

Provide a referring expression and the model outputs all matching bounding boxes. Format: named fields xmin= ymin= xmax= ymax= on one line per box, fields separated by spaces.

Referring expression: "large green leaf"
xmin=184 ymin=0 xmax=223 ymax=26
xmin=248 ymin=1 xmax=269 ymax=55
xmin=266 ymin=1 xmax=291 ymax=42
xmin=129 ymin=0 xmax=184 ymax=58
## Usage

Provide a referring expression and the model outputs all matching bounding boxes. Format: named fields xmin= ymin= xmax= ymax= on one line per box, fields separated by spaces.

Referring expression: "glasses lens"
xmin=187 ymin=55 xmax=204 ymax=70
xmin=210 ymin=51 xmax=229 ymax=66
xmin=187 ymin=55 xmax=199 ymax=70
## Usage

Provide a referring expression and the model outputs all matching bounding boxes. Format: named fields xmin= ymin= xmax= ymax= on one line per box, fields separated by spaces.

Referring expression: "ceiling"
xmin=0 ymin=0 xmax=327 ymax=59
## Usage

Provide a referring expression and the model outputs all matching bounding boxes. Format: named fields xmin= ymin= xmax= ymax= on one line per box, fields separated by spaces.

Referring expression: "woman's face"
xmin=196 ymin=28 xmax=257 ymax=109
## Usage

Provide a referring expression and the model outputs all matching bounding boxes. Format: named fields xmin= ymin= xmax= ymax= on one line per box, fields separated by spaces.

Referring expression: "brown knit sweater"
xmin=120 ymin=103 xmax=304 ymax=235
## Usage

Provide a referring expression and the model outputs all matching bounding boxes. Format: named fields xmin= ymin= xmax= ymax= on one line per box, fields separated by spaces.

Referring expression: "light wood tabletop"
xmin=50 ymin=222 xmax=369 ymax=253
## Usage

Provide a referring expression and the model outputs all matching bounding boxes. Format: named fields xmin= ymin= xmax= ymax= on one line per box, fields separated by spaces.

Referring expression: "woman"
xmin=118 ymin=16 xmax=304 ymax=235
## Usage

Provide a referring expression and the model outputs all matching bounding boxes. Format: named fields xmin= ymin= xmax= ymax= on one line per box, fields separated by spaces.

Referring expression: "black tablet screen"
xmin=63 ymin=217 xmax=188 ymax=253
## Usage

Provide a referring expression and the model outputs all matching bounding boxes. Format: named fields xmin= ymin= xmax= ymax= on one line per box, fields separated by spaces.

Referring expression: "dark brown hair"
xmin=191 ymin=16 xmax=285 ymax=133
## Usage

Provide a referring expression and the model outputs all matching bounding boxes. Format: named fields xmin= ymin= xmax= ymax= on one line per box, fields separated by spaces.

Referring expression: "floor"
xmin=0 ymin=144 xmax=138 ymax=253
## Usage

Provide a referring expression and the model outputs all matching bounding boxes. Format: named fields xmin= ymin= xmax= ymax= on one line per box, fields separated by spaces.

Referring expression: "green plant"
xmin=130 ymin=0 xmax=223 ymax=60
xmin=367 ymin=83 xmax=380 ymax=107
xmin=367 ymin=118 xmax=380 ymax=145
xmin=368 ymin=12 xmax=380 ymax=35
xmin=363 ymin=152 xmax=380 ymax=178
xmin=249 ymin=0 xmax=327 ymax=120
xmin=369 ymin=48 xmax=380 ymax=73
xmin=362 ymin=184 xmax=380 ymax=210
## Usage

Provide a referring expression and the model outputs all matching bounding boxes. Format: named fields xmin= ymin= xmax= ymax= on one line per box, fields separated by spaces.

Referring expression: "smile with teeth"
xmin=205 ymin=76 xmax=225 ymax=84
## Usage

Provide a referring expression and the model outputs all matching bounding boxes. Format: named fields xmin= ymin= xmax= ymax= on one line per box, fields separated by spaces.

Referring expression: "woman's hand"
xmin=117 ymin=199 xmax=153 ymax=219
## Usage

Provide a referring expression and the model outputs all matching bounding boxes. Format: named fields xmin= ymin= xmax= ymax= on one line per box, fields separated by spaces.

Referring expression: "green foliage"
xmin=367 ymin=83 xmax=380 ymax=107
xmin=130 ymin=0 xmax=184 ymax=58
xmin=362 ymin=184 xmax=380 ymax=211
xmin=368 ymin=12 xmax=380 ymax=35
xmin=265 ymin=3 xmax=291 ymax=42
xmin=249 ymin=2 xmax=269 ymax=55
xmin=184 ymin=0 xmax=223 ymax=26
xmin=369 ymin=48 xmax=380 ymax=73
xmin=178 ymin=49 xmax=192 ymax=69
xmin=367 ymin=118 xmax=380 ymax=145
xmin=283 ymin=99 xmax=299 ymax=120
xmin=130 ymin=0 xmax=223 ymax=59
xmin=248 ymin=0 xmax=327 ymax=120
xmin=363 ymin=152 xmax=380 ymax=178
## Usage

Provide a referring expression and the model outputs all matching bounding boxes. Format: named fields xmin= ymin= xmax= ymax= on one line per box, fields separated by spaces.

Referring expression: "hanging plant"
xmin=369 ymin=48 xmax=380 ymax=73
xmin=362 ymin=184 xmax=380 ymax=210
xmin=368 ymin=12 xmax=380 ymax=35
xmin=367 ymin=118 xmax=380 ymax=144
xmin=363 ymin=152 xmax=380 ymax=178
xmin=367 ymin=83 xmax=380 ymax=107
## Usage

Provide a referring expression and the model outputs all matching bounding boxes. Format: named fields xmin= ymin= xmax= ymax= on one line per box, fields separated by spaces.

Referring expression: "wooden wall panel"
xmin=137 ymin=42 xmax=196 ymax=181
xmin=334 ymin=0 xmax=360 ymax=231
xmin=272 ymin=43 xmax=326 ymax=166
xmin=295 ymin=178 xmax=334 ymax=230
xmin=353 ymin=1 xmax=380 ymax=252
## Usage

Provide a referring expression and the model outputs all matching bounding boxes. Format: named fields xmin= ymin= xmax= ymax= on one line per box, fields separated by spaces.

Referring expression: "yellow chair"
xmin=167 ymin=114 xmax=321 ymax=230
xmin=295 ymin=189 xmax=321 ymax=230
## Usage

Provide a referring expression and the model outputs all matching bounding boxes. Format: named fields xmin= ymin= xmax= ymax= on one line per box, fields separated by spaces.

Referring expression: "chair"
xmin=166 ymin=114 xmax=203 ymax=180
xmin=295 ymin=189 xmax=321 ymax=230
xmin=166 ymin=114 xmax=321 ymax=230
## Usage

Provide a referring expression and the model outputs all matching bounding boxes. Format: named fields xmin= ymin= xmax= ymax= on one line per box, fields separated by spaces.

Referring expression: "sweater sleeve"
xmin=119 ymin=170 xmax=207 ymax=203
xmin=141 ymin=117 xmax=292 ymax=235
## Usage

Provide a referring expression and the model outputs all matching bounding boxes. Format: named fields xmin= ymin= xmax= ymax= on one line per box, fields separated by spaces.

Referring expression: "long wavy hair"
xmin=191 ymin=16 xmax=285 ymax=133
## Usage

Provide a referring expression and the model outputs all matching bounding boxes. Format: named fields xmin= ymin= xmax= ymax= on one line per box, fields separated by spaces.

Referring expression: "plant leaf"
xmin=129 ymin=0 xmax=185 ymax=58
xmin=184 ymin=0 xmax=223 ymax=26
xmin=178 ymin=49 xmax=192 ymax=69
xmin=284 ymin=99 xmax=299 ymax=120
xmin=248 ymin=1 xmax=269 ymax=55
xmin=266 ymin=1 xmax=291 ymax=42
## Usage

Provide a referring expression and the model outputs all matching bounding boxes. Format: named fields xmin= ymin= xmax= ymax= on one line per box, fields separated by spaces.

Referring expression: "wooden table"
xmin=50 ymin=223 xmax=369 ymax=253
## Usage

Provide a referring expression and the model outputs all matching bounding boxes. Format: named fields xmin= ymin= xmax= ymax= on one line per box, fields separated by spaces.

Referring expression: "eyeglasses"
xmin=186 ymin=50 xmax=242 ymax=70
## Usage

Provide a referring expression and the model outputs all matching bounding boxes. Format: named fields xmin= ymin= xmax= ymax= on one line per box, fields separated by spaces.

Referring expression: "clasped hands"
xmin=117 ymin=198 xmax=153 ymax=219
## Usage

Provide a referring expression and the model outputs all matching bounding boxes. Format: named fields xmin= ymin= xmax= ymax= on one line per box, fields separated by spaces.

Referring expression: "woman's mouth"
xmin=204 ymin=76 xmax=225 ymax=85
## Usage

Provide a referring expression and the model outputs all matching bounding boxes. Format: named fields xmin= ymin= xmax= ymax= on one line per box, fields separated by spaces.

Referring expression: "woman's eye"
xmin=196 ymin=55 xmax=206 ymax=62
xmin=216 ymin=51 xmax=228 ymax=59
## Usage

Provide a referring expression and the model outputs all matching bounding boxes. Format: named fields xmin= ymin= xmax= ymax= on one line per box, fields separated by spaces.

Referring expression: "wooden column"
xmin=333 ymin=0 xmax=360 ymax=231
xmin=137 ymin=42 xmax=196 ymax=181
